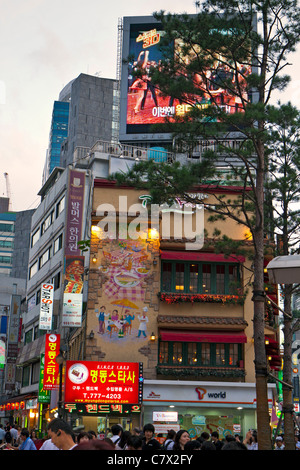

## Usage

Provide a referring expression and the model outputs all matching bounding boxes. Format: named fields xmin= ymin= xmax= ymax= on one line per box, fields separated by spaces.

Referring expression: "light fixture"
xmin=91 ymin=225 xmax=101 ymax=234
xmin=265 ymin=338 xmax=270 ymax=345
xmin=150 ymin=332 xmax=156 ymax=341
xmin=92 ymin=255 xmax=97 ymax=263
xmin=89 ymin=330 xmax=95 ymax=340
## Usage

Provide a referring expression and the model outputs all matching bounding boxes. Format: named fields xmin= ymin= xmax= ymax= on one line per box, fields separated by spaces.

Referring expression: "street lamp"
xmin=266 ymin=255 xmax=300 ymax=284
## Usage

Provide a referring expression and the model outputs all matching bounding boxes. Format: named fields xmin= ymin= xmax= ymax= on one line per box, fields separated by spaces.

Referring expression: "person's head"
xmin=174 ymin=430 xmax=190 ymax=450
xmin=200 ymin=431 xmax=210 ymax=441
xmin=118 ymin=430 xmax=132 ymax=449
xmin=143 ymin=423 xmax=155 ymax=442
xmin=88 ymin=430 xmax=97 ymax=439
xmin=127 ymin=435 xmax=143 ymax=450
xmin=111 ymin=424 xmax=122 ymax=437
xmin=73 ymin=439 xmax=115 ymax=451
xmin=165 ymin=429 xmax=176 ymax=441
xmin=201 ymin=440 xmax=216 ymax=451
xmin=184 ymin=440 xmax=201 ymax=451
xmin=77 ymin=431 xmax=92 ymax=444
xmin=222 ymin=440 xmax=248 ymax=451
xmin=132 ymin=427 xmax=142 ymax=436
xmin=275 ymin=436 xmax=284 ymax=447
xmin=211 ymin=431 xmax=219 ymax=442
xmin=20 ymin=428 xmax=29 ymax=441
xmin=5 ymin=432 xmax=12 ymax=444
xmin=47 ymin=418 xmax=75 ymax=450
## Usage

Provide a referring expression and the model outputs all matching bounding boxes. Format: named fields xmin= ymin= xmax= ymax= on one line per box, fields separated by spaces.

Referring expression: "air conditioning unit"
xmin=133 ymin=148 xmax=147 ymax=160
xmin=108 ymin=145 xmax=120 ymax=155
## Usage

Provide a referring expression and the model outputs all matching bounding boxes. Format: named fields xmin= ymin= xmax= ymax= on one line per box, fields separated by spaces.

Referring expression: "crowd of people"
xmin=0 ymin=419 xmax=299 ymax=451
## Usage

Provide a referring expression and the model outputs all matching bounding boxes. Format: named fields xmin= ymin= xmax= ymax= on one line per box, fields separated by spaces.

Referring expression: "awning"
xmin=160 ymin=251 xmax=245 ymax=263
xmin=159 ymin=329 xmax=247 ymax=343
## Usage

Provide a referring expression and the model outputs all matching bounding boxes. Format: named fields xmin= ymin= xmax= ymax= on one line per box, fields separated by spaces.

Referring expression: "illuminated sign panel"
xmin=65 ymin=403 xmax=141 ymax=415
xmin=43 ymin=334 xmax=60 ymax=390
xmin=120 ymin=15 xmax=254 ymax=141
xmin=64 ymin=361 xmax=143 ymax=404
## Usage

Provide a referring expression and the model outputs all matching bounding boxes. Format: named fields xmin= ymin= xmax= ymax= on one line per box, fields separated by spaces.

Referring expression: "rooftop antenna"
xmin=4 ymin=172 xmax=12 ymax=211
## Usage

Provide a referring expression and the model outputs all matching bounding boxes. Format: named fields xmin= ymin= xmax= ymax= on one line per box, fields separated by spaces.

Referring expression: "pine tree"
xmin=115 ymin=1 xmax=300 ymax=449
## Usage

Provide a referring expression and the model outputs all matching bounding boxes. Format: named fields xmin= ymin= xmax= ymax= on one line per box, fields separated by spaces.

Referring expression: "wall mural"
xmin=92 ymin=237 xmax=158 ymax=343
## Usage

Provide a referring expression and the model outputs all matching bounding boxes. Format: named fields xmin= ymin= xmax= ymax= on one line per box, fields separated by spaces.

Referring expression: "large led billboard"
xmin=119 ymin=15 xmax=255 ymax=142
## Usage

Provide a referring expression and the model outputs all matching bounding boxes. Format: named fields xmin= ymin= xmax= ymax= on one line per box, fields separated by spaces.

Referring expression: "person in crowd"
xmin=18 ymin=428 xmax=37 ymax=450
xmin=274 ymin=436 xmax=285 ymax=450
xmin=0 ymin=424 xmax=6 ymax=444
xmin=222 ymin=440 xmax=248 ymax=450
xmin=163 ymin=429 xmax=176 ymax=450
xmin=110 ymin=424 xmax=123 ymax=446
xmin=88 ymin=430 xmax=97 ymax=439
xmin=173 ymin=430 xmax=190 ymax=451
xmin=184 ymin=439 xmax=202 ymax=451
xmin=200 ymin=431 xmax=210 ymax=441
xmin=73 ymin=439 xmax=115 ymax=450
xmin=211 ymin=431 xmax=224 ymax=450
xmin=77 ymin=431 xmax=92 ymax=444
xmin=39 ymin=436 xmax=60 ymax=450
xmin=115 ymin=430 xmax=132 ymax=450
xmin=127 ymin=435 xmax=143 ymax=450
xmin=47 ymin=418 xmax=77 ymax=450
xmin=10 ymin=425 xmax=18 ymax=444
xmin=201 ymin=440 xmax=216 ymax=451
xmin=0 ymin=432 xmax=14 ymax=450
xmin=141 ymin=423 xmax=161 ymax=450
xmin=243 ymin=430 xmax=258 ymax=450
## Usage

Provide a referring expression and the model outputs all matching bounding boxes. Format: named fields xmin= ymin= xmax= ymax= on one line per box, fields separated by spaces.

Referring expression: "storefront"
xmin=143 ymin=380 xmax=276 ymax=440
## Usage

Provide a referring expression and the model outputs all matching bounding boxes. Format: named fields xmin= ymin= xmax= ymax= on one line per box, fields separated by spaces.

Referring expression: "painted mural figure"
xmin=137 ymin=307 xmax=149 ymax=338
xmin=124 ymin=310 xmax=135 ymax=335
xmin=96 ymin=306 xmax=106 ymax=334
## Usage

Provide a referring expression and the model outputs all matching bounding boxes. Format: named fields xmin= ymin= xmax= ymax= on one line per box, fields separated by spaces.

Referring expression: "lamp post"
xmin=266 ymin=255 xmax=300 ymax=284
xmin=266 ymin=254 xmax=300 ymax=449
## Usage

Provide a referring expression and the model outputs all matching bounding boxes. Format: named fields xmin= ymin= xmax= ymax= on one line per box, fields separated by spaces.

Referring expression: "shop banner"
xmin=39 ymin=283 xmax=54 ymax=330
xmin=64 ymin=361 xmax=143 ymax=404
xmin=38 ymin=354 xmax=51 ymax=403
xmin=62 ymin=256 xmax=84 ymax=327
xmin=44 ymin=334 xmax=61 ymax=390
xmin=65 ymin=169 xmax=85 ymax=257
xmin=0 ymin=339 xmax=5 ymax=369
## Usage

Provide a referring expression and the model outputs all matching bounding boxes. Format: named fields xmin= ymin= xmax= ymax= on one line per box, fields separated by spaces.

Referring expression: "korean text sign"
xmin=65 ymin=361 xmax=143 ymax=404
xmin=43 ymin=334 xmax=60 ymax=390
xmin=39 ymin=283 xmax=54 ymax=330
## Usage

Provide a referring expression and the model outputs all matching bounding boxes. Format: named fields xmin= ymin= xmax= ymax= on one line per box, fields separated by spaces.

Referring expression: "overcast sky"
xmin=0 ymin=0 xmax=299 ymax=212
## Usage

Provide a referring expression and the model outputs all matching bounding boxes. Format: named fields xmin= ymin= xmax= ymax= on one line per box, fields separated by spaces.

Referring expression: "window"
xmin=161 ymin=260 xmax=240 ymax=295
xmin=29 ymin=260 xmax=38 ymax=279
xmin=24 ymin=329 xmax=33 ymax=345
xmin=0 ymin=255 xmax=12 ymax=264
xmin=41 ymin=211 xmax=54 ymax=235
xmin=22 ymin=365 xmax=31 ymax=387
xmin=0 ymin=240 xmax=13 ymax=249
xmin=31 ymin=229 xmax=40 ymax=247
xmin=56 ymin=196 xmax=65 ymax=218
xmin=159 ymin=341 xmax=242 ymax=368
xmin=53 ymin=234 xmax=63 ymax=254
xmin=39 ymin=247 xmax=51 ymax=268
xmin=31 ymin=362 xmax=40 ymax=384
xmin=0 ymin=223 xmax=14 ymax=232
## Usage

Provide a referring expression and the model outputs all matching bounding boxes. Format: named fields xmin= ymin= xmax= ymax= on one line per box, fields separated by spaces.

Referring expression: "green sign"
xmin=38 ymin=354 xmax=51 ymax=404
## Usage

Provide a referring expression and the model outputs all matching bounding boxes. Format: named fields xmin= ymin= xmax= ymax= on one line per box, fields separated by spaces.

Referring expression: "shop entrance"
xmin=97 ymin=416 xmax=133 ymax=437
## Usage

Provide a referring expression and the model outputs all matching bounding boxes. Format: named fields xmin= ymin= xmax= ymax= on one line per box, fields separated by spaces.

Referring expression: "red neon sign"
xmin=43 ymin=334 xmax=60 ymax=390
xmin=64 ymin=361 xmax=143 ymax=404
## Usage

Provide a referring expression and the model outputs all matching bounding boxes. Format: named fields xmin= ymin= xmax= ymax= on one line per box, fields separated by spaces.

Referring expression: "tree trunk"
xmin=252 ymin=141 xmax=273 ymax=450
xmin=282 ymin=286 xmax=295 ymax=450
